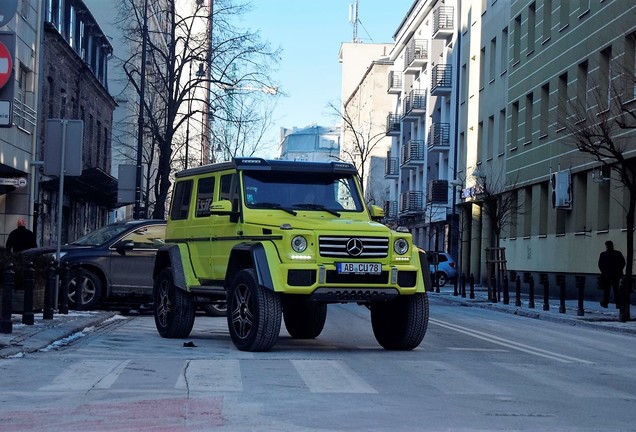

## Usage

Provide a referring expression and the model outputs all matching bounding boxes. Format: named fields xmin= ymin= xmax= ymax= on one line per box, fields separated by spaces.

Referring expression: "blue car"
xmin=427 ymin=251 xmax=458 ymax=287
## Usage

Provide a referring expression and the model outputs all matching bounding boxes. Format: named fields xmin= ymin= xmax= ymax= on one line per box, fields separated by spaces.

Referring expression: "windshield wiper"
xmin=292 ymin=203 xmax=341 ymax=217
xmin=252 ymin=202 xmax=297 ymax=215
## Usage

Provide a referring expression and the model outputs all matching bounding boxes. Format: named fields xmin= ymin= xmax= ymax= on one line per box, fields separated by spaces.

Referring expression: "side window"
xmin=220 ymin=173 xmax=239 ymax=211
xmin=120 ymin=225 xmax=166 ymax=249
xmin=196 ymin=176 xmax=216 ymax=217
xmin=170 ymin=180 xmax=193 ymax=220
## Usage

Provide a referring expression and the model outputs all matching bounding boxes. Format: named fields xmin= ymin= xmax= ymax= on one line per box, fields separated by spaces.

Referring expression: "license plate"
xmin=336 ymin=262 xmax=381 ymax=275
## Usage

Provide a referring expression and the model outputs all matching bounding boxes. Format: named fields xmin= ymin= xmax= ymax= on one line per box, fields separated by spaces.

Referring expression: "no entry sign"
xmin=0 ymin=41 xmax=12 ymax=90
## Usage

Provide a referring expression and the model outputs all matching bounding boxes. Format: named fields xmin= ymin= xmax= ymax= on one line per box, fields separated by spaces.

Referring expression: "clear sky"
xmin=240 ymin=0 xmax=414 ymax=151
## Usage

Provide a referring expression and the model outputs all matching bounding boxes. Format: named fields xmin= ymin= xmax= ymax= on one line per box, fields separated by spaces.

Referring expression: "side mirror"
xmin=209 ymin=199 xmax=233 ymax=213
xmin=115 ymin=240 xmax=134 ymax=255
xmin=369 ymin=205 xmax=385 ymax=221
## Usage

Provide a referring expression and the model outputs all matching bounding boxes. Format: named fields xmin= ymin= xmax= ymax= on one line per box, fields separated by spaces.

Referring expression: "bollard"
xmin=557 ymin=274 xmax=566 ymax=314
xmin=59 ymin=262 xmax=70 ymax=315
xmin=528 ymin=275 xmax=535 ymax=309
xmin=491 ymin=276 xmax=498 ymax=303
xmin=515 ymin=275 xmax=522 ymax=307
xmin=74 ymin=267 xmax=84 ymax=311
xmin=575 ymin=276 xmax=585 ymax=317
xmin=460 ymin=273 xmax=466 ymax=298
xmin=22 ymin=261 xmax=35 ymax=326
xmin=453 ymin=276 xmax=458 ymax=296
xmin=469 ymin=273 xmax=475 ymax=299
xmin=541 ymin=274 xmax=550 ymax=311
xmin=43 ymin=261 xmax=56 ymax=320
xmin=503 ymin=275 xmax=509 ymax=305
xmin=1 ymin=262 xmax=15 ymax=334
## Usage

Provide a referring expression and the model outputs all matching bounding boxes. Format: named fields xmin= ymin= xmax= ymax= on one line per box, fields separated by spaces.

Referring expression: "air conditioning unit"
xmin=551 ymin=170 xmax=571 ymax=209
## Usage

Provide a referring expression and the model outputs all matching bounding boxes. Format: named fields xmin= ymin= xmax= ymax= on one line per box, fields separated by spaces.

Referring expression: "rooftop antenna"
xmin=349 ymin=0 xmax=360 ymax=43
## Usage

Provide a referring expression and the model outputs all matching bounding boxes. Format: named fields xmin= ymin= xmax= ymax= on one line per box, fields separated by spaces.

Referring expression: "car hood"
xmin=256 ymin=215 xmax=392 ymax=233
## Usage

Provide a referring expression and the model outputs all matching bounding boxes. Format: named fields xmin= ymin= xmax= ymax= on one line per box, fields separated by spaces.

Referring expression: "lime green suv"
xmin=153 ymin=158 xmax=430 ymax=351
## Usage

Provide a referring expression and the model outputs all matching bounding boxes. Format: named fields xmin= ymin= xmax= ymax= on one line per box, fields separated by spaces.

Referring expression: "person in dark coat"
xmin=598 ymin=240 xmax=626 ymax=308
xmin=5 ymin=219 xmax=37 ymax=253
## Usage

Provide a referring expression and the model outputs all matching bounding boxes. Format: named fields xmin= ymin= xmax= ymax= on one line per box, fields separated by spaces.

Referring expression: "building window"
xmin=498 ymin=109 xmax=506 ymax=156
xmin=511 ymin=101 xmax=519 ymax=149
xmin=510 ymin=191 xmax=519 ymax=239
xmin=542 ymin=0 xmax=552 ymax=42
xmin=576 ymin=60 xmax=589 ymax=116
xmin=539 ymin=182 xmax=548 ymax=236
xmin=598 ymin=46 xmax=612 ymax=112
xmin=14 ymin=64 xmax=35 ymax=133
xmin=513 ymin=15 xmax=521 ymax=64
xmin=557 ymin=72 xmax=568 ymax=130
xmin=487 ymin=116 xmax=494 ymax=159
xmin=578 ymin=0 xmax=590 ymax=18
xmin=524 ymin=186 xmax=533 ymax=237
xmin=479 ymin=46 xmax=486 ymax=90
xmin=490 ymin=38 xmax=497 ymax=82
xmin=525 ymin=92 xmax=534 ymax=144
xmin=540 ymin=83 xmax=549 ymax=137
xmin=477 ymin=121 xmax=483 ymax=164
xmin=574 ymin=173 xmax=587 ymax=233
xmin=559 ymin=0 xmax=569 ymax=31
xmin=528 ymin=2 xmax=536 ymax=55
xmin=626 ymin=33 xmax=636 ymax=101
xmin=501 ymin=27 xmax=509 ymax=73
xmin=597 ymin=178 xmax=610 ymax=231
xmin=461 ymin=63 xmax=467 ymax=103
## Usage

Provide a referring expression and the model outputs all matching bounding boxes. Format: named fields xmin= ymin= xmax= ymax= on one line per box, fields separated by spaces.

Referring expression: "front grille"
xmin=319 ymin=236 xmax=389 ymax=258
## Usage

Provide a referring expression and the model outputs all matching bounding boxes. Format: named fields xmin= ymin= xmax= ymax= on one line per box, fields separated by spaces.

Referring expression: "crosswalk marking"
xmin=175 ymin=359 xmax=243 ymax=392
xmin=291 ymin=359 xmax=377 ymax=393
xmin=496 ymin=363 xmax=636 ymax=399
xmin=39 ymin=360 xmax=130 ymax=391
xmin=401 ymin=360 xmax=508 ymax=395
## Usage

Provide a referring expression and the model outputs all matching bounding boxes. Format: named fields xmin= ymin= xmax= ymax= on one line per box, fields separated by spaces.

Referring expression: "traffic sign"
xmin=0 ymin=40 xmax=12 ymax=90
xmin=0 ymin=0 xmax=18 ymax=27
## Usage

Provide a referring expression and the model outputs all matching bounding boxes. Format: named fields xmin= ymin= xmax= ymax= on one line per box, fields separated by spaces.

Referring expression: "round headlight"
xmin=291 ymin=235 xmax=307 ymax=253
xmin=393 ymin=238 xmax=409 ymax=255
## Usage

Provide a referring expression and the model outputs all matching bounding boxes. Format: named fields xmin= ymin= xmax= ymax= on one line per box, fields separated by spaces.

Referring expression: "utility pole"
xmin=201 ymin=0 xmax=214 ymax=165
xmin=134 ymin=0 xmax=149 ymax=219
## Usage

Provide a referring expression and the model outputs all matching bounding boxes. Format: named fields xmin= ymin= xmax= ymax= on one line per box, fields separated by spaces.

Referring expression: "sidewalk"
xmin=431 ymin=284 xmax=636 ymax=335
xmin=0 ymin=310 xmax=119 ymax=359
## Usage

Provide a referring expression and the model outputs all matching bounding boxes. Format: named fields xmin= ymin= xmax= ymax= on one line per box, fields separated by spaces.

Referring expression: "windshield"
xmin=70 ymin=224 xmax=131 ymax=246
xmin=242 ymin=171 xmax=364 ymax=214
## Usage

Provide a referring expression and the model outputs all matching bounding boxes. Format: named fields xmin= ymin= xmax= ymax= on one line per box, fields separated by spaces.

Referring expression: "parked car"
xmin=24 ymin=220 xmax=166 ymax=310
xmin=427 ymin=251 xmax=457 ymax=287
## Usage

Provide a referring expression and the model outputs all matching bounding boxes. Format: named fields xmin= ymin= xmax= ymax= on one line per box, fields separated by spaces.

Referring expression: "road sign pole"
xmin=54 ymin=120 xmax=68 ymax=308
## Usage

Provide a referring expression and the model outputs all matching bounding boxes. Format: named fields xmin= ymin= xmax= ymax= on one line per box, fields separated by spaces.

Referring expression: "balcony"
xmin=402 ymin=90 xmax=426 ymax=122
xmin=385 ymin=113 xmax=401 ymax=136
xmin=400 ymin=140 xmax=425 ymax=168
xmin=431 ymin=64 xmax=452 ymax=96
xmin=404 ymin=39 xmax=428 ymax=75
xmin=384 ymin=155 xmax=399 ymax=179
xmin=384 ymin=200 xmax=398 ymax=220
xmin=427 ymin=180 xmax=449 ymax=203
xmin=433 ymin=6 xmax=454 ymax=40
xmin=428 ymin=123 xmax=451 ymax=152
xmin=399 ymin=191 xmax=424 ymax=214
xmin=387 ymin=71 xmax=402 ymax=94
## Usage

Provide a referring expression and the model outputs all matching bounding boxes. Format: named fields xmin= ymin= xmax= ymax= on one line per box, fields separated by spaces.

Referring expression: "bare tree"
xmin=117 ymin=0 xmax=280 ymax=218
xmin=560 ymin=54 xmax=636 ymax=322
xmin=329 ymin=102 xmax=388 ymax=199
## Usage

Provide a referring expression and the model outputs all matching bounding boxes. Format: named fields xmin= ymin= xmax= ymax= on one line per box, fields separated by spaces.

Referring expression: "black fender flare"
xmin=153 ymin=244 xmax=190 ymax=290
xmin=418 ymin=249 xmax=434 ymax=292
xmin=226 ymin=242 xmax=275 ymax=290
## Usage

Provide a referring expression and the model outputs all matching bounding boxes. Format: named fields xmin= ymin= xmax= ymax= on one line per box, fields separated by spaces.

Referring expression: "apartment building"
xmin=500 ymin=0 xmax=636 ymax=287
xmin=385 ymin=0 xmax=459 ymax=254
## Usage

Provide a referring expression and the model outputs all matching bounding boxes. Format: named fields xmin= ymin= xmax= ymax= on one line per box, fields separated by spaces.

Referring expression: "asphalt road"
xmin=0 ymin=297 xmax=634 ymax=431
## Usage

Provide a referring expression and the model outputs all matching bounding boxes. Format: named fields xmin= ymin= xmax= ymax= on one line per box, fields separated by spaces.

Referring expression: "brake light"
xmin=449 ymin=262 xmax=456 ymax=268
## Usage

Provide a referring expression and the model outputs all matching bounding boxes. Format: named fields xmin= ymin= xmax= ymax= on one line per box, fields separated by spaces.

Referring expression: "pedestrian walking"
xmin=598 ymin=240 xmax=625 ymax=308
xmin=5 ymin=219 xmax=37 ymax=253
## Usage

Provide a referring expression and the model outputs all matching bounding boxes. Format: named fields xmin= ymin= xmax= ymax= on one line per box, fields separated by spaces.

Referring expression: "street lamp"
xmin=134 ymin=0 xmax=149 ymax=220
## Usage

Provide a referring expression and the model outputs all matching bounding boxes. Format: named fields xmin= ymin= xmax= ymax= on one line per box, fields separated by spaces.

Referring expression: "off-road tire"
xmin=68 ymin=268 xmax=102 ymax=310
xmin=435 ymin=272 xmax=448 ymax=287
xmin=370 ymin=292 xmax=429 ymax=350
xmin=227 ymin=269 xmax=281 ymax=352
xmin=154 ymin=267 xmax=195 ymax=338
xmin=283 ymin=299 xmax=327 ymax=339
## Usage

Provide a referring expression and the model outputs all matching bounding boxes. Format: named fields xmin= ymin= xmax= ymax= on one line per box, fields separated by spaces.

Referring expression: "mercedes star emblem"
xmin=346 ymin=238 xmax=364 ymax=256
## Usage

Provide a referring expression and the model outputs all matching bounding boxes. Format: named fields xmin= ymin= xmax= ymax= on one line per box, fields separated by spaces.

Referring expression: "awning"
xmin=0 ymin=164 xmax=28 ymax=195
xmin=41 ymin=167 xmax=118 ymax=208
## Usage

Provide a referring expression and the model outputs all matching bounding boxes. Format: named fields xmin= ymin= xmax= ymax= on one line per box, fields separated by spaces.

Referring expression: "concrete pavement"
xmin=1 ymin=286 xmax=634 ymax=359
